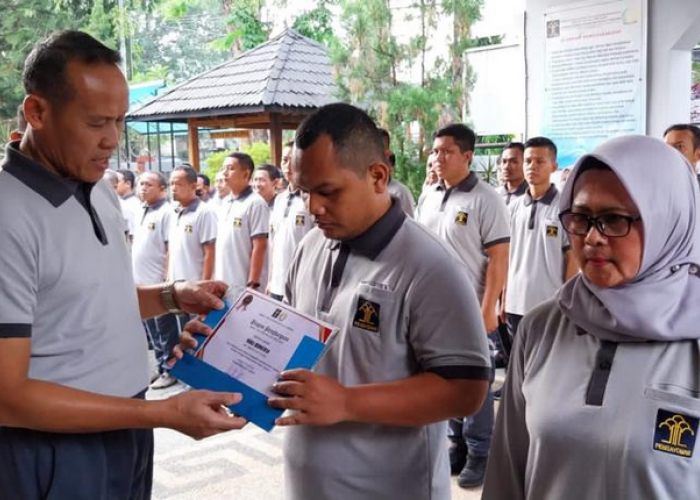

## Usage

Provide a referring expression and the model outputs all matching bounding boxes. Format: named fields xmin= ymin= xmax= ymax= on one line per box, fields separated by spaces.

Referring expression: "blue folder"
xmin=169 ymin=301 xmax=326 ymax=432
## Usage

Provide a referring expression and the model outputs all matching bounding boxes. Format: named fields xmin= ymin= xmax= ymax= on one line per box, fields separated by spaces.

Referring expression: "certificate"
xmin=170 ymin=289 xmax=337 ymax=431
xmin=198 ymin=290 xmax=335 ymax=398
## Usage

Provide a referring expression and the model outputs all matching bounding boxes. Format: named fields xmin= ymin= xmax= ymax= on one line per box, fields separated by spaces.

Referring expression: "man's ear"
xmin=463 ymin=149 xmax=474 ymax=167
xmin=367 ymin=162 xmax=390 ymax=193
xmin=23 ymin=95 xmax=50 ymax=132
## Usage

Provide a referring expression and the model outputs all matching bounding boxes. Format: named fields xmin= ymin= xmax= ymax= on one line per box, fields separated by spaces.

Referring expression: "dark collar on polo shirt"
xmin=436 ymin=171 xmax=479 ymax=193
xmin=176 ymin=197 xmax=201 ymax=215
xmin=144 ymin=198 xmax=167 ymax=210
xmin=322 ymin=200 xmax=406 ymax=304
xmin=524 ymin=184 xmax=558 ymax=230
xmin=2 ymin=142 xmax=108 ymax=244
xmin=233 ymin=186 xmax=253 ymax=201
xmin=2 ymin=141 xmax=80 ymax=208
xmin=283 ymin=189 xmax=301 ymax=217
xmin=507 ymin=181 xmax=529 ymax=196
xmin=437 ymin=172 xmax=479 ymax=210
xmin=523 ymin=184 xmax=557 ymax=206
xmin=343 ymin=198 xmax=406 ymax=260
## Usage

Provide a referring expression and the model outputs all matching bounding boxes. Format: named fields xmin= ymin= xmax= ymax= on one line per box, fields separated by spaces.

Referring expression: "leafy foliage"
xmin=203 ymin=141 xmax=271 ymax=183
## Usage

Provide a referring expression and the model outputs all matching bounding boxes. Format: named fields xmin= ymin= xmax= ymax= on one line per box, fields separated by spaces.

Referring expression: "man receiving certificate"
xmin=266 ymin=104 xmax=491 ymax=500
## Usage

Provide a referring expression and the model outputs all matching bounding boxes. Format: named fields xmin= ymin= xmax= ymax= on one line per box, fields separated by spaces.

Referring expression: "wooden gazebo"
xmin=126 ymin=28 xmax=337 ymax=168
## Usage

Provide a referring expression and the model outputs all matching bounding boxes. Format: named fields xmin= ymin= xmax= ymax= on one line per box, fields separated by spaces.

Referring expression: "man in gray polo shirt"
xmin=267 ymin=103 xmax=490 ymax=500
xmin=132 ymin=171 xmax=181 ymax=389
xmin=215 ymin=152 xmax=269 ymax=293
xmin=117 ymin=168 xmax=140 ymax=240
xmin=168 ymin=165 xmax=217 ymax=282
xmin=416 ymin=123 xmax=510 ymax=488
xmin=379 ymin=128 xmax=415 ymax=217
xmin=267 ymin=142 xmax=314 ymax=301
xmin=0 ymin=30 xmax=245 ymax=500
xmin=496 ymin=141 xmax=528 ymax=207
xmin=505 ymin=137 xmax=579 ymax=340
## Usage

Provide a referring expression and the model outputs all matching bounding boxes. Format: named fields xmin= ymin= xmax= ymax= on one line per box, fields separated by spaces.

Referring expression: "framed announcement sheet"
xmin=170 ymin=289 xmax=337 ymax=431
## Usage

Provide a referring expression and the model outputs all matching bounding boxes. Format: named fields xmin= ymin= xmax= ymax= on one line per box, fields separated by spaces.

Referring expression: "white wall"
xmin=467 ymin=43 xmax=526 ymax=136
xmin=525 ymin=0 xmax=700 ymax=139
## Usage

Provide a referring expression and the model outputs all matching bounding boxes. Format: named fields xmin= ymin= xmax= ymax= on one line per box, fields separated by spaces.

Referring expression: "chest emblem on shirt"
xmin=147 ymin=222 xmax=156 ymax=231
xmin=295 ymin=215 xmax=306 ymax=226
xmin=184 ymin=224 xmax=193 ymax=234
xmin=353 ymin=297 xmax=380 ymax=332
xmin=653 ymin=409 xmax=698 ymax=458
xmin=233 ymin=217 xmax=243 ymax=228
xmin=455 ymin=212 xmax=469 ymax=226
xmin=546 ymin=225 xmax=559 ymax=237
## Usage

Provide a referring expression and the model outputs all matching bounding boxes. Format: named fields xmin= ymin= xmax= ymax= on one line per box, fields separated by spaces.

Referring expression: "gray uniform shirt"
xmin=496 ymin=181 xmax=528 ymax=207
xmin=416 ymin=172 xmax=510 ymax=300
xmin=0 ymin=144 xmax=149 ymax=397
xmin=132 ymin=198 xmax=172 ymax=285
xmin=506 ymin=186 xmax=570 ymax=316
xmin=483 ymin=299 xmax=700 ymax=499
xmin=284 ymin=200 xmax=491 ymax=500
xmin=387 ymin=178 xmax=415 ymax=217
xmin=268 ymin=189 xmax=313 ymax=297
xmin=168 ymin=198 xmax=217 ymax=281
xmin=214 ymin=187 xmax=269 ymax=289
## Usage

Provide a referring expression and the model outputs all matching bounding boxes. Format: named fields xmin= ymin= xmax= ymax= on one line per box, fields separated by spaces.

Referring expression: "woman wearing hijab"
xmin=482 ymin=135 xmax=700 ymax=499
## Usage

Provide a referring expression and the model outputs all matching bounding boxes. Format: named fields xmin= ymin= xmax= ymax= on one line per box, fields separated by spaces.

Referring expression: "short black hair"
xmin=502 ymin=141 xmax=525 ymax=154
xmin=378 ymin=128 xmax=390 ymax=142
xmin=434 ymin=124 xmax=476 ymax=153
xmin=117 ymin=169 xmax=135 ymax=189
xmin=388 ymin=153 xmax=396 ymax=167
xmin=140 ymin=171 xmax=167 ymax=189
xmin=196 ymin=173 xmax=211 ymax=187
xmin=524 ymin=136 xmax=558 ymax=159
xmin=172 ymin=165 xmax=198 ymax=184
xmin=295 ymin=103 xmax=385 ymax=175
xmin=664 ymin=124 xmax=700 ymax=150
xmin=23 ymin=30 xmax=121 ymax=106
xmin=227 ymin=152 xmax=255 ymax=176
xmin=257 ymin=164 xmax=282 ymax=181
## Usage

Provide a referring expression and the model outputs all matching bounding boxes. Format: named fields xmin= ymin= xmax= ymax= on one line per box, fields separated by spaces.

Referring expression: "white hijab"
xmin=558 ymin=135 xmax=700 ymax=342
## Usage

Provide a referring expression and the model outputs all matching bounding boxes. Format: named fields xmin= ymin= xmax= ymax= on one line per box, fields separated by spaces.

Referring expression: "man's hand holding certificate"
xmin=170 ymin=290 xmax=336 ymax=431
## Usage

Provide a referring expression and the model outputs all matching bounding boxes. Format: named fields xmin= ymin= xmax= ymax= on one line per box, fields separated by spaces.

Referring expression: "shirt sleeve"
xmin=480 ymin=190 xmax=511 ymax=248
xmin=248 ymin=198 xmax=270 ymax=238
xmin=198 ymin=207 xmax=218 ymax=245
xmin=407 ymin=254 xmax=491 ymax=379
xmin=0 ymin=224 xmax=38 ymax=338
xmin=481 ymin=315 xmax=531 ymax=500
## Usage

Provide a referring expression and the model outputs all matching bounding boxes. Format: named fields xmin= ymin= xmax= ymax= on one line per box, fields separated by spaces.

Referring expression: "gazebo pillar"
xmin=269 ymin=113 xmax=283 ymax=167
xmin=187 ymin=120 xmax=200 ymax=170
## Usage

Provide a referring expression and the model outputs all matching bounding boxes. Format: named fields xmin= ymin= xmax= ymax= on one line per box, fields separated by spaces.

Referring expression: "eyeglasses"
xmin=558 ymin=211 xmax=641 ymax=238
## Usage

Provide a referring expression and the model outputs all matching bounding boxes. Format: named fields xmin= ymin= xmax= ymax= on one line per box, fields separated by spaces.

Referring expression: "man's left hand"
xmin=174 ymin=280 xmax=227 ymax=315
xmin=269 ymin=369 xmax=349 ymax=427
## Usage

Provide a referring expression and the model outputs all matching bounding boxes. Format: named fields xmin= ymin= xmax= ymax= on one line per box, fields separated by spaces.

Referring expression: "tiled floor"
xmin=148 ymin=370 xmax=505 ymax=499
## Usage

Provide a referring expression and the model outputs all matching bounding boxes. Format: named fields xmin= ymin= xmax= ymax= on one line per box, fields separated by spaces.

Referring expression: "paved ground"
xmin=147 ymin=370 xmax=504 ymax=500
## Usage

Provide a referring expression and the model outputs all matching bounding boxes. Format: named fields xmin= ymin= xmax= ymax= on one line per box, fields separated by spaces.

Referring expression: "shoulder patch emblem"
xmin=455 ymin=211 xmax=469 ymax=226
xmin=653 ymin=409 xmax=698 ymax=458
xmin=233 ymin=217 xmax=243 ymax=228
xmin=546 ymin=225 xmax=559 ymax=237
xmin=184 ymin=224 xmax=193 ymax=234
xmin=353 ymin=297 xmax=380 ymax=332
xmin=295 ymin=215 xmax=305 ymax=226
